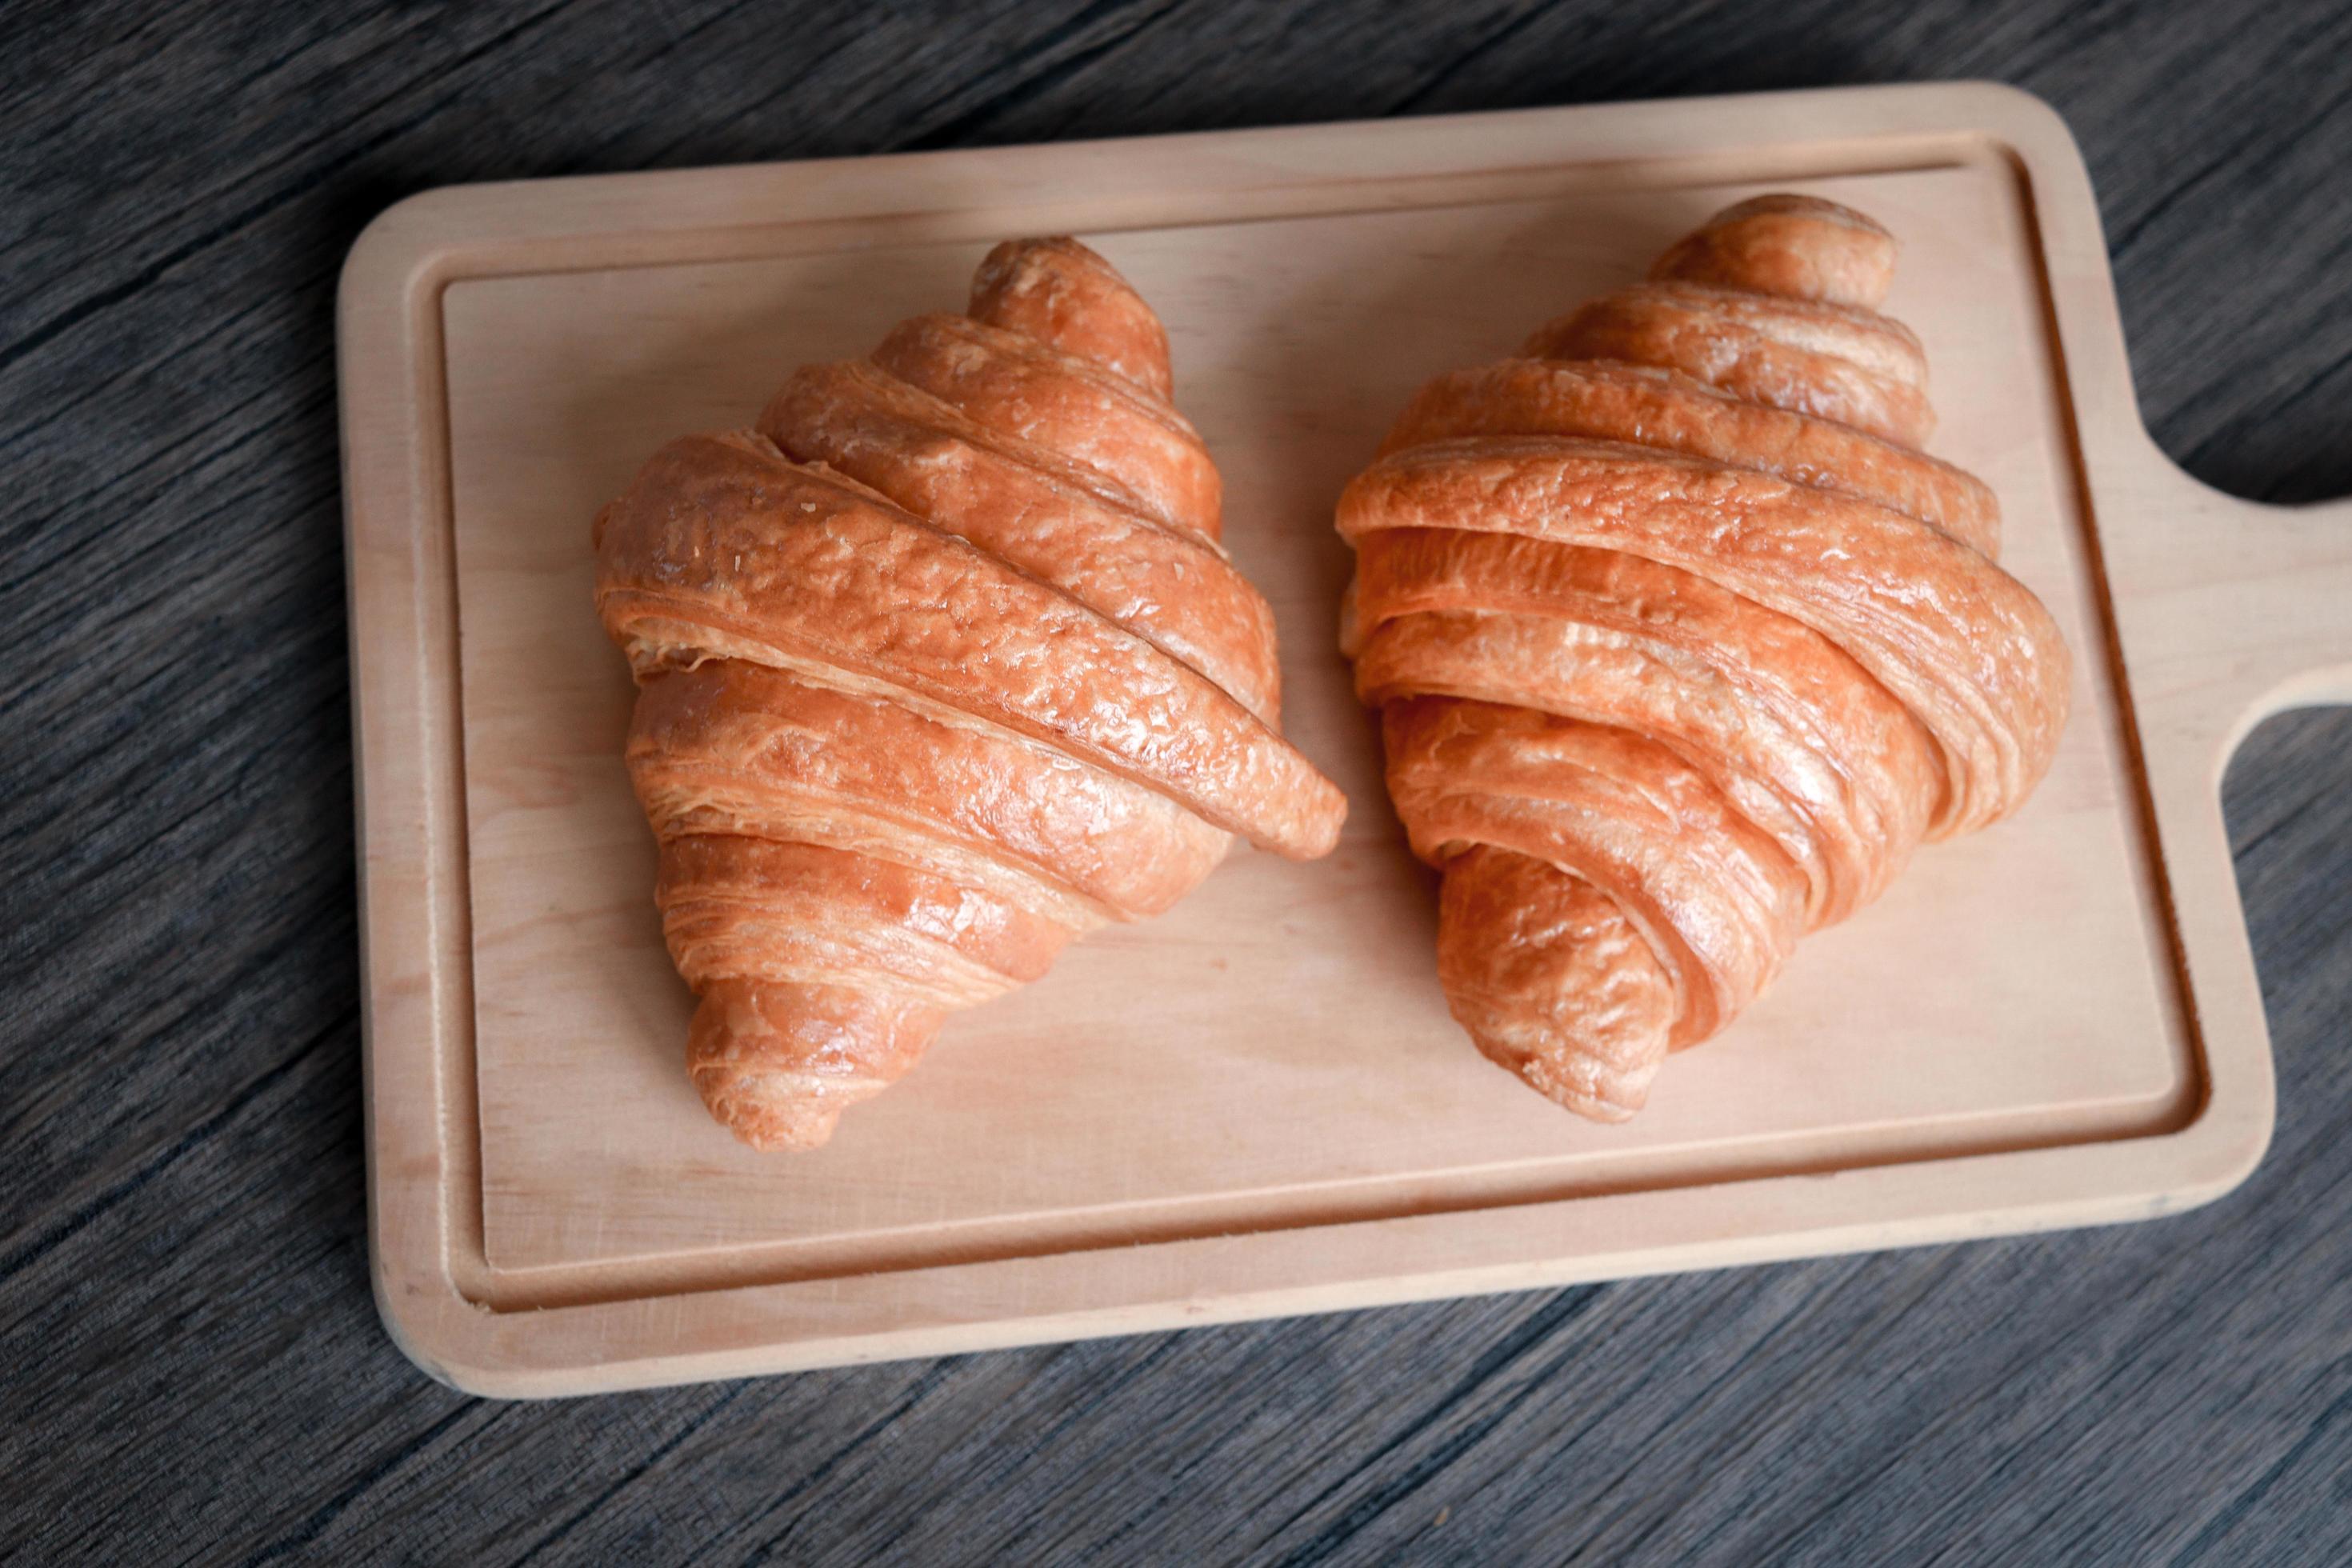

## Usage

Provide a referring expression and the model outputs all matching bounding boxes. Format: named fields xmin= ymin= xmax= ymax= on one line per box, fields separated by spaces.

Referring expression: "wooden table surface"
xmin=5 ymin=2 xmax=2346 ymax=1562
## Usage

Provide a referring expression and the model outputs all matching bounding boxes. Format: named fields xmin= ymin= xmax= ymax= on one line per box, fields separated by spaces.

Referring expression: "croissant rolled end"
xmin=1649 ymin=193 xmax=1898 ymax=310
xmin=686 ymin=981 xmax=944 ymax=1154
xmin=967 ymin=234 xmax=1176 ymax=401
xmin=1434 ymin=848 xmax=1676 ymax=1127
xmin=1461 ymin=1022 xmax=1650 ymax=1123
xmin=690 ymin=1063 xmax=856 ymax=1153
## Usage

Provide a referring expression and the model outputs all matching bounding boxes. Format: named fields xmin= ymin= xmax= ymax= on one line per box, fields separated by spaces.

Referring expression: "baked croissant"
xmin=596 ymin=238 xmax=1345 ymax=1151
xmin=1336 ymin=195 xmax=2072 ymax=1121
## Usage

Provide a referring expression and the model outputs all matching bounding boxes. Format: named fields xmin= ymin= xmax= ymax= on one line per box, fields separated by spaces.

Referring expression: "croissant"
xmin=1336 ymin=195 xmax=2073 ymax=1121
xmin=596 ymin=238 xmax=1346 ymax=1150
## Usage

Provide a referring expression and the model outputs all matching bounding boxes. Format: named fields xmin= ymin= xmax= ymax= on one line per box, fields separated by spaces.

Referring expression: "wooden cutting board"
xmin=338 ymin=82 xmax=2352 ymax=1397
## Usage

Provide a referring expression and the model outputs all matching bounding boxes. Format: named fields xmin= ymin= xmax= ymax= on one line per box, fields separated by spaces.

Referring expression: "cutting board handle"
xmin=2218 ymin=491 xmax=2352 ymax=718
xmin=2124 ymin=451 xmax=2352 ymax=760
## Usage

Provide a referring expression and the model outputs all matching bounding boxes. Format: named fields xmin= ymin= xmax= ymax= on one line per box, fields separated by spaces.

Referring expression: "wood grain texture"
xmin=1 ymin=0 xmax=2345 ymax=1560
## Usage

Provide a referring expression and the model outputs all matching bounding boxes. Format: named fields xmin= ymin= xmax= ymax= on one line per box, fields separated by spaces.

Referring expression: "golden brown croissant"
xmin=1336 ymin=195 xmax=2072 ymax=1121
xmin=596 ymin=238 xmax=1346 ymax=1151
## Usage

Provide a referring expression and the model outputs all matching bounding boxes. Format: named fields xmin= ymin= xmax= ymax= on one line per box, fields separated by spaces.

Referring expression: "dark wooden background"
xmin=5 ymin=1 xmax=2348 ymax=1562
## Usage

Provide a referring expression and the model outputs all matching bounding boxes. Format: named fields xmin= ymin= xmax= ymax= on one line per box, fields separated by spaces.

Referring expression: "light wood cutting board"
xmin=337 ymin=83 xmax=2352 ymax=1397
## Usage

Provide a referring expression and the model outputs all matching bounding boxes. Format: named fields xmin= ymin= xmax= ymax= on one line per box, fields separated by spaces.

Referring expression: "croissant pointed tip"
xmin=1651 ymin=193 xmax=1900 ymax=310
xmin=738 ymin=1126 xmax=838 ymax=1153
xmin=685 ymin=982 xmax=942 ymax=1154
xmin=1507 ymin=1050 xmax=1649 ymax=1124
xmin=698 ymin=1077 xmax=848 ymax=1153
xmin=1459 ymin=1019 xmax=1655 ymax=1126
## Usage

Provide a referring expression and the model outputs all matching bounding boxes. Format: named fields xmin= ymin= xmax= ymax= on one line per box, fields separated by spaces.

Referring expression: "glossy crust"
xmin=1378 ymin=359 xmax=1998 ymax=556
xmin=597 ymin=238 xmax=1346 ymax=1150
xmin=1522 ymin=282 xmax=1936 ymax=448
xmin=1335 ymin=197 xmax=2072 ymax=1121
